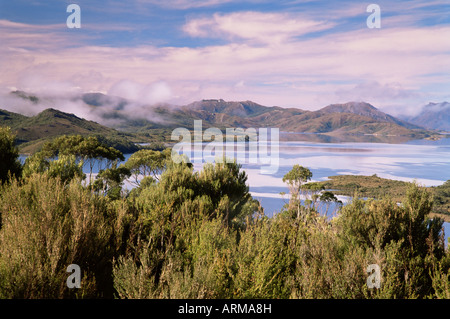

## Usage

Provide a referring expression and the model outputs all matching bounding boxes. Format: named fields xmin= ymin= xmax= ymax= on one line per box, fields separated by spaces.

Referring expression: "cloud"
xmin=137 ymin=0 xmax=238 ymax=9
xmin=108 ymin=80 xmax=173 ymax=105
xmin=183 ymin=11 xmax=334 ymax=44
xmin=1 ymin=2 xmax=449 ymax=113
xmin=0 ymin=81 xmax=174 ymax=128
xmin=335 ymin=81 xmax=421 ymax=102
xmin=17 ymin=73 xmax=82 ymax=97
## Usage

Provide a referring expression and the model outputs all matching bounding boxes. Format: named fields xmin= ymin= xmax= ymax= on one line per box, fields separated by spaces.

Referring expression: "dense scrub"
xmin=0 ymin=130 xmax=449 ymax=299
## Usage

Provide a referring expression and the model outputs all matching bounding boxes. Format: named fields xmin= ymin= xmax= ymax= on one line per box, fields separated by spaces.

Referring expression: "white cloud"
xmin=1 ymin=14 xmax=449 ymax=113
xmin=138 ymin=0 xmax=238 ymax=9
xmin=183 ymin=11 xmax=334 ymax=44
xmin=335 ymin=81 xmax=421 ymax=102
xmin=108 ymin=80 xmax=173 ymax=105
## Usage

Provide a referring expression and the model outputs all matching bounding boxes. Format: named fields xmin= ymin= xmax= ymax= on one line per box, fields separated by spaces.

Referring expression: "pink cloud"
xmin=0 ymin=17 xmax=449 ymax=112
xmin=183 ymin=11 xmax=334 ymax=44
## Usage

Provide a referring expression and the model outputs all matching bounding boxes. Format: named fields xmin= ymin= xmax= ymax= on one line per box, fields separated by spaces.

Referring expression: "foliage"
xmin=0 ymin=174 xmax=128 ymax=298
xmin=0 ymin=126 xmax=22 ymax=184
xmin=432 ymin=180 xmax=450 ymax=216
xmin=93 ymin=163 xmax=131 ymax=200
xmin=124 ymin=149 xmax=170 ymax=186
xmin=334 ymin=183 xmax=446 ymax=298
xmin=23 ymin=153 xmax=85 ymax=184
xmin=320 ymin=175 xmax=450 ymax=221
xmin=40 ymin=135 xmax=125 ymax=182
xmin=0 ymin=151 xmax=449 ymax=299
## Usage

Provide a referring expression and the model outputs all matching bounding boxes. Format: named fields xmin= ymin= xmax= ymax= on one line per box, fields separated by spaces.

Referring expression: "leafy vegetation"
xmin=319 ymin=175 xmax=450 ymax=222
xmin=0 ymin=108 xmax=151 ymax=154
xmin=0 ymin=127 xmax=22 ymax=184
xmin=432 ymin=181 xmax=450 ymax=217
xmin=0 ymin=128 xmax=449 ymax=299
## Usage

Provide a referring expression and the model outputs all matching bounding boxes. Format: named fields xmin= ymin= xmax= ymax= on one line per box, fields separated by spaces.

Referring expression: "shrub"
xmin=0 ymin=174 xmax=127 ymax=298
xmin=0 ymin=126 xmax=22 ymax=184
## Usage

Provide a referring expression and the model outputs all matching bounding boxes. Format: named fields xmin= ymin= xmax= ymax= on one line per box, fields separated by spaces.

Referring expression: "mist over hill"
xmin=0 ymin=107 xmax=141 ymax=154
xmin=399 ymin=102 xmax=450 ymax=132
xmin=1 ymin=90 xmax=446 ymax=153
xmin=78 ymin=93 xmax=431 ymax=136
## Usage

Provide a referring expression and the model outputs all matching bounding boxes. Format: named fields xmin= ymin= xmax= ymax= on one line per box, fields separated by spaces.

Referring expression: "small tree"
xmin=40 ymin=135 xmax=125 ymax=184
xmin=282 ymin=165 xmax=313 ymax=213
xmin=0 ymin=126 xmax=22 ymax=184
xmin=319 ymin=191 xmax=342 ymax=216
xmin=93 ymin=162 xmax=131 ymax=200
xmin=124 ymin=149 xmax=170 ymax=186
xmin=302 ymin=182 xmax=325 ymax=210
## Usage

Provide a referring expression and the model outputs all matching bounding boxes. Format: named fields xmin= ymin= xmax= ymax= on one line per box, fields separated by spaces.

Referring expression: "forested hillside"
xmin=0 ymin=107 xmax=149 ymax=154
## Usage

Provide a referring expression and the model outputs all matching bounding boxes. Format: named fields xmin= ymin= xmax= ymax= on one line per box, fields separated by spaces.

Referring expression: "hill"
xmin=318 ymin=174 xmax=450 ymax=222
xmin=0 ymin=108 xmax=141 ymax=154
xmin=87 ymin=96 xmax=433 ymax=141
xmin=3 ymin=90 xmax=441 ymax=147
xmin=401 ymin=102 xmax=450 ymax=132
xmin=319 ymin=102 xmax=421 ymax=129
xmin=0 ymin=108 xmax=28 ymax=129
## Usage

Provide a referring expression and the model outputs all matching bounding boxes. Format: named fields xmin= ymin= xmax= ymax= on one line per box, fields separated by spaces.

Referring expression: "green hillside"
xmin=97 ymin=98 xmax=437 ymax=141
xmin=318 ymin=174 xmax=450 ymax=222
xmin=2 ymin=93 xmax=443 ymax=154
xmin=0 ymin=108 xmax=144 ymax=154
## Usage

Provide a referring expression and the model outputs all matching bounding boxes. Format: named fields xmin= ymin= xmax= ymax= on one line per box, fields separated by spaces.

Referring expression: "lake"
xmin=19 ymin=136 xmax=450 ymax=244
xmin=187 ymin=136 xmax=450 ymax=244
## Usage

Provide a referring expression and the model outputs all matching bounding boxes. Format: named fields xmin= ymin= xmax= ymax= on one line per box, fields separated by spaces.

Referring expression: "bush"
xmin=0 ymin=126 xmax=22 ymax=184
xmin=334 ymin=183 xmax=446 ymax=298
xmin=0 ymin=174 xmax=128 ymax=298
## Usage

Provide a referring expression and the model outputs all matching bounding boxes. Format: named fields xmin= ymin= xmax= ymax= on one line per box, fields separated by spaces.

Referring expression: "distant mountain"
xmin=319 ymin=102 xmax=421 ymax=129
xmin=400 ymin=102 xmax=450 ymax=132
xmin=11 ymin=90 xmax=40 ymax=104
xmin=76 ymin=93 xmax=426 ymax=138
xmin=186 ymin=99 xmax=273 ymax=118
xmin=126 ymin=99 xmax=432 ymax=139
xmin=2 ymin=90 xmax=440 ymax=151
xmin=0 ymin=108 xmax=140 ymax=154
xmin=170 ymin=99 xmax=305 ymax=129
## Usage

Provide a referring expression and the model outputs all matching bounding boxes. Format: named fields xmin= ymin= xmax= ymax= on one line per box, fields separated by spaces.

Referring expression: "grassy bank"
xmin=318 ymin=174 xmax=450 ymax=222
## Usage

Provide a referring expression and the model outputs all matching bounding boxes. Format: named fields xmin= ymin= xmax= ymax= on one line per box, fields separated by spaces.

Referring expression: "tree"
xmin=0 ymin=126 xmax=22 ymax=184
xmin=282 ymin=165 xmax=313 ymax=213
xmin=93 ymin=162 xmax=131 ymax=200
xmin=302 ymin=182 xmax=325 ymax=210
xmin=319 ymin=191 xmax=342 ymax=216
xmin=124 ymin=149 xmax=170 ymax=186
xmin=40 ymin=135 xmax=125 ymax=183
xmin=197 ymin=159 xmax=255 ymax=228
xmin=283 ymin=165 xmax=313 ymax=196
xmin=336 ymin=183 xmax=446 ymax=298
xmin=22 ymin=153 xmax=85 ymax=184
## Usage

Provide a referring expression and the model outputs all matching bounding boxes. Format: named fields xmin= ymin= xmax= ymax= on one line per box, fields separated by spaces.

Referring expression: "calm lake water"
xmin=186 ymin=136 xmax=450 ymax=243
xmin=19 ymin=136 xmax=450 ymax=244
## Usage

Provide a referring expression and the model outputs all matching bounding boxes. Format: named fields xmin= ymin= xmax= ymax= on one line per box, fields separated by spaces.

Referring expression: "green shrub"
xmin=0 ymin=174 xmax=127 ymax=298
xmin=0 ymin=126 xmax=22 ymax=184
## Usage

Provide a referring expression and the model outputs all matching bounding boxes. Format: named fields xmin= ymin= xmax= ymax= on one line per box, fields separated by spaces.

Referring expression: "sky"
xmin=0 ymin=0 xmax=449 ymax=117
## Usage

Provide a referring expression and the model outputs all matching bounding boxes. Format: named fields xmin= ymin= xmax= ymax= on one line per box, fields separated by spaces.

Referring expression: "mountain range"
xmin=79 ymin=93 xmax=437 ymax=135
xmin=399 ymin=102 xmax=450 ymax=132
xmin=1 ymin=90 xmax=447 ymax=154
